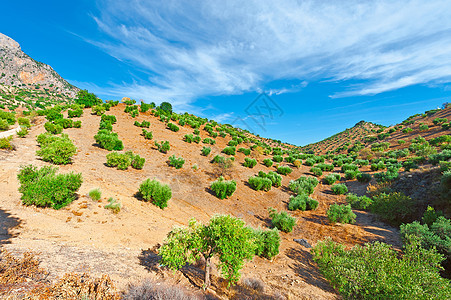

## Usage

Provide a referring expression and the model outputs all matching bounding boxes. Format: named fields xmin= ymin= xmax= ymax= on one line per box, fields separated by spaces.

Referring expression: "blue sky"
xmin=2 ymin=0 xmax=451 ymax=146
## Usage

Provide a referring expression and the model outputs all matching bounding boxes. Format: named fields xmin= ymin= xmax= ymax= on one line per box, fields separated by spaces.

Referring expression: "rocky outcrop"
xmin=0 ymin=32 xmax=79 ymax=97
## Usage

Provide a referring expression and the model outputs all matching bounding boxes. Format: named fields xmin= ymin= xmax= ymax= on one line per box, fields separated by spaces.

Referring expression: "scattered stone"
xmin=294 ymin=238 xmax=312 ymax=248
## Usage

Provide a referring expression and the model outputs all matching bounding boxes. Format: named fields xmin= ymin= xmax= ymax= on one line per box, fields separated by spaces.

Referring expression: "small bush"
xmin=310 ymin=167 xmax=323 ymax=177
xmin=202 ymin=137 xmax=216 ymax=145
xmin=168 ymin=155 xmax=185 ymax=169
xmin=68 ymin=108 xmax=83 ymax=118
xmin=327 ymin=204 xmax=356 ymax=224
xmin=131 ymin=154 xmax=146 ymax=170
xmin=222 ymin=146 xmax=236 ymax=156
xmin=155 ymin=140 xmax=170 ymax=153
xmin=183 ymin=134 xmax=194 ymax=143
xmin=289 ymin=176 xmax=318 ymax=195
xmin=252 ymin=228 xmax=280 ymax=260
xmin=248 ymin=176 xmax=272 ymax=191
xmin=277 ymin=166 xmax=292 ymax=175
xmin=101 ymin=114 xmax=116 ymax=124
xmin=167 ymin=122 xmax=179 ymax=132
xmin=141 ymin=129 xmax=153 ymax=140
xmin=304 ymin=158 xmax=315 ymax=166
xmin=44 ymin=122 xmax=63 ymax=134
xmin=356 ymin=172 xmax=372 ymax=183
xmin=311 ymin=237 xmax=451 ymax=299
xmin=17 ymin=165 xmax=82 ymax=209
xmin=36 ymin=133 xmax=77 ymax=165
xmin=0 ymin=118 xmax=9 ymax=131
xmin=106 ymin=152 xmax=131 ymax=170
xmin=374 ymin=167 xmax=399 ymax=183
xmin=371 ymin=192 xmax=415 ymax=226
xmin=104 ymin=197 xmax=121 ymax=213
xmin=346 ymin=193 xmax=373 ymax=210
xmin=273 ymin=155 xmax=283 ymax=163
xmin=89 ymin=188 xmax=102 ymax=201
xmin=138 ymin=179 xmax=172 ymax=209
xmin=73 ymin=120 xmax=82 ymax=128
xmin=288 ymin=194 xmax=318 ymax=211
xmin=201 ymin=146 xmax=211 ymax=156
xmin=324 ymin=173 xmax=340 ymax=185
xmin=0 ymin=136 xmax=14 ymax=150
xmin=17 ymin=117 xmax=31 ymax=127
xmin=263 ymin=158 xmax=273 ymax=167
xmin=344 ymin=170 xmax=360 ymax=180
xmin=210 ymin=176 xmax=237 ymax=199
xmin=94 ymin=130 xmax=123 ymax=151
xmin=268 ymin=208 xmax=296 ymax=233
xmin=238 ymin=147 xmax=251 ymax=156
xmin=331 ymin=183 xmax=348 ymax=195
xmin=17 ymin=126 xmax=29 ymax=138
xmin=419 ymin=124 xmax=429 ymax=131
xmin=123 ymin=279 xmax=199 ymax=300
xmin=244 ymin=158 xmax=257 ymax=168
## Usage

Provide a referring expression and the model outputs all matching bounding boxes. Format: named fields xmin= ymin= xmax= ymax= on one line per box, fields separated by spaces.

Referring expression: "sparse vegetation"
xmin=268 ymin=208 xmax=296 ymax=233
xmin=138 ymin=179 xmax=172 ymax=209
xmin=210 ymin=176 xmax=237 ymax=199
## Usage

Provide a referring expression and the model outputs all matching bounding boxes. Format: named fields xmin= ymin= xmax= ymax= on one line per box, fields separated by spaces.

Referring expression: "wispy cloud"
xmin=85 ymin=0 xmax=451 ymax=108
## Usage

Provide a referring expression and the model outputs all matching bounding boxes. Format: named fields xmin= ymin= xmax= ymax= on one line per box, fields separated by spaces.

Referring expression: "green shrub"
xmin=440 ymin=170 xmax=451 ymax=201
xmin=92 ymin=105 xmax=106 ymax=116
xmin=244 ymin=158 xmax=257 ymax=168
xmin=75 ymin=90 xmax=102 ymax=108
xmin=134 ymin=120 xmax=151 ymax=128
xmin=101 ymin=114 xmax=117 ymax=124
xmin=131 ymin=154 xmax=146 ymax=170
xmin=17 ymin=126 xmax=28 ymax=138
xmin=0 ymin=137 xmax=14 ymax=150
xmin=142 ymin=129 xmax=153 ymax=140
xmin=371 ymin=192 xmax=415 ymax=226
xmin=248 ymin=176 xmax=272 ymax=191
xmin=273 ymin=155 xmax=283 ymax=163
xmin=289 ymin=176 xmax=318 ymax=195
xmin=94 ymin=130 xmax=124 ymax=151
xmin=324 ymin=173 xmax=340 ymax=185
xmin=222 ymin=146 xmax=236 ymax=156
xmin=155 ymin=140 xmax=170 ymax=153
xmin=104 ymin=197 xmax=121 ymax=213
xmin=106 ymin=152 xmax=131 ymax=170
xmin=238 ymin=147 xmax=251 ymax=155
xmin=210 ymin=176 xmax=237 ymax=199
xmin=374 ymin=166 xmax=399 ymax=183
xmin=168 ymin=155 xmax=185 ymax=169
xmin=17 ymin=165 xmax=82 ymax=209
xmin=138 ymin=179 xmax=172 ymax=209
xmin=288 ymin=194 xmax=318 ymax=211
xmin=277 ymin=166 xmax=292 ymax=175
xmin=304 ymin=158 xmax=315 ymax=166
xmin=184 ymin=134 xmax=194 ymax=143
xmin=331 ymin=183 xmax=348 ymax=195
xmin=54 ymin=118 xmax=74 ymax=129
xmin=44 ymin=122 xmax=63 ymax=134
xmin=252 ymin=228 xmax=280 ymax=259
xmin=310 ymin=167 xmax=323 ymax=177
xmin=203 ymin=137 xmax=216 ymax=145
xmin=68 ymin=108 xmax=83 ymax=118
xmin=344 ymin=170 xmax=360 ymax=180
xmin=73 ymin=120 xmax=82 ymax=128
xmin=17 ymin=117 xmax=31 ymax=127
xmin=341 ymin=163 xmax=358 ymax=173
xmin=89 ymin=188 xmax=102 ymax=201
xmin=419 ymin=124 xmax=429 ymax=131
xmin=327 ymin=204 xmax=356 ymax=224
xmin=268 ymin=208 xmax=296 ymax=233
xmin=346 ymin=193 xmax=373 ymax=210
xmin=201 ymin=146 xmax=211 ymax=156
xmin=312 ymin=237 xmax=451 ymax=299
xmin=167 ymin=122 xmax=179 ymax=132
xmin=355 ymin=173 xmax=370 ymax=183
xmin=0 ymin=118 xmax=9 ymax=131
xmin=0 ymin=111 xmax=16 ymax=125
xmin=257 ymin=171 xmax=282 ymax=187
xmin=263 ymin=158 xmax=273 ymax=167
xmin=36 ymin=133 xmax=77 ymax=165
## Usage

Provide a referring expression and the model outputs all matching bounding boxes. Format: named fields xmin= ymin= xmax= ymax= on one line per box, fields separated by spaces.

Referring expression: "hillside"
xmin=0 ymin=102 xmax=414 ymax=299
xmin=301 ymin=121 xmax=384 ymax=154
xmin=0 ymin=32 xmax=78 ymax=99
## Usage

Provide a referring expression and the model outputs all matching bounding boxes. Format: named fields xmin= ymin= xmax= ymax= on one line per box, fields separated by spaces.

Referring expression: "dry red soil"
xmin=0 ymin=104 xmax=403 ymax=299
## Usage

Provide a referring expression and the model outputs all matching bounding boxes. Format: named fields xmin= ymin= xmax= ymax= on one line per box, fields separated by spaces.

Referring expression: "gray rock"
xmin=294 ymin=238 xmax=312 ymax=248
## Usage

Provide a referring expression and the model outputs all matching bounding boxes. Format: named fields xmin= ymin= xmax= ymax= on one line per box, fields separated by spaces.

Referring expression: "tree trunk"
xmin=204 ymin=257 xmax=211 ymax=290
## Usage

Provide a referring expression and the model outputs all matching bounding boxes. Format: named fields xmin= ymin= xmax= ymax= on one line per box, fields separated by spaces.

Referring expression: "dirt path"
xmin=0 ymin=106 xmax=403 ymax=299
xmin=0 ymin=125 xmax=21 ymax=139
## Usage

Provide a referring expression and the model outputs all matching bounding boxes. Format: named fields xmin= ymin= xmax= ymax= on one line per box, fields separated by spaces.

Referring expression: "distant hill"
xmin=0 ymin=32 xmax=79 ymax=100
xmin=301 ymin=121 xmax=385 ymax=154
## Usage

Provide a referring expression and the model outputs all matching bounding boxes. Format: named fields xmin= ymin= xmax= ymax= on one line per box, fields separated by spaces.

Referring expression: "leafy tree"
xmin=160 ymin=101 xmax=173 ymax=114
xmin=159 ymin=215 xmax=256 ymax=288
xmin=75 ymin=90 xmax=102 ymax=108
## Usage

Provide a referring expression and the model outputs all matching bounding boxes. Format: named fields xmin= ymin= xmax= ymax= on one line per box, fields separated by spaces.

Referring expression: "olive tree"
xmin=159 ymin=215 xmax=256 ymax=289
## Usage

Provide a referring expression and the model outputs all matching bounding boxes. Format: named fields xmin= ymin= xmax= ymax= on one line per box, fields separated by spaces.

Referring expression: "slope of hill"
xmin=301 ymin=121 xmax=385 ymax=154
xmin=0 ymin=32 xmax=79 ymax=98
xmin=0 ymin=102 xmax=411 ymax=299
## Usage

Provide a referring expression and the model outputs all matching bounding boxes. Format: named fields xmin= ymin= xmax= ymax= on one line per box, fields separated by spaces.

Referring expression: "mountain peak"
xmin=0 ymin=32 xmax=20 ymax=50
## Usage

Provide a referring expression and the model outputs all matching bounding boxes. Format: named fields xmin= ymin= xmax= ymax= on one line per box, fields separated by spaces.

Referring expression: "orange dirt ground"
xmin=0 ymin=104 xmax=403 ymax=299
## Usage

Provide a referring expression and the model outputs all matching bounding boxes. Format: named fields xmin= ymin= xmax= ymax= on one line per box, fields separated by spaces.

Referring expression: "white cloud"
xmin=87 ymin=0 xmax=451 ymax=108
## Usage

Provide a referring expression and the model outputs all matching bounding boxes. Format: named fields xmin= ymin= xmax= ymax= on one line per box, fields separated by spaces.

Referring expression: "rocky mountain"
xmin=0 ymin=32 xmax=79 ymax=97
